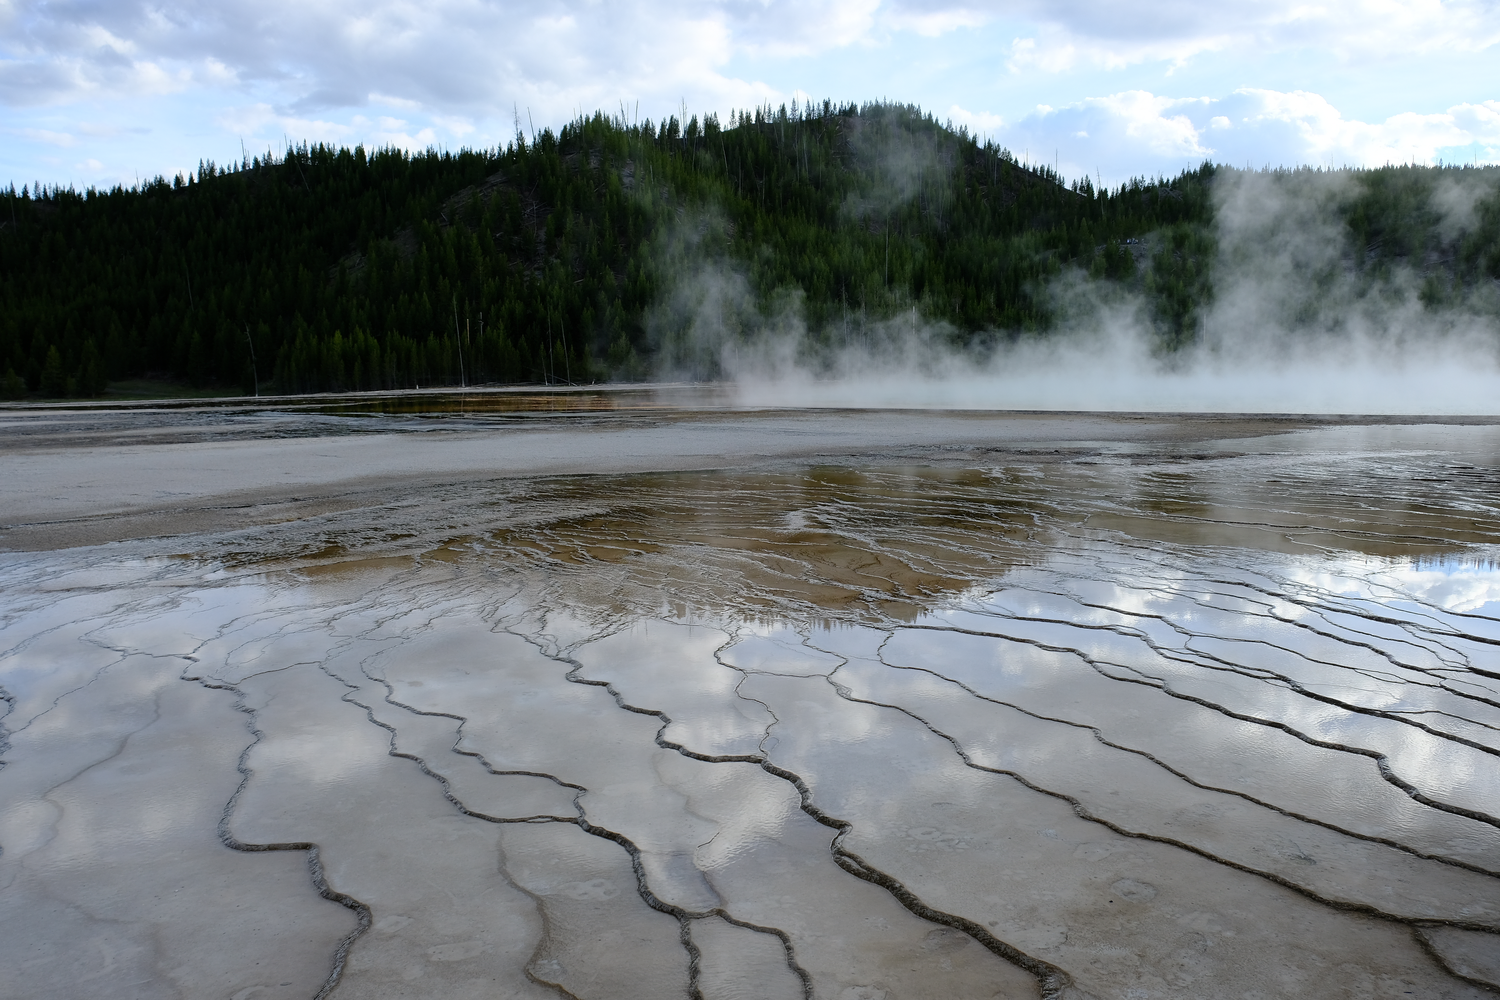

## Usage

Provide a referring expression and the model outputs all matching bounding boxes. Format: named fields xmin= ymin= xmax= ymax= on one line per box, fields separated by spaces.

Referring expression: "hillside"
xmin=1 ymin=101 xmax=1497 ymax=397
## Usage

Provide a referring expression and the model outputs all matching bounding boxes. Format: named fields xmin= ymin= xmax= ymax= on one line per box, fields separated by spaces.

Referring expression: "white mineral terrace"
xmin=1 ymin=392 xmax=1498 ymax=999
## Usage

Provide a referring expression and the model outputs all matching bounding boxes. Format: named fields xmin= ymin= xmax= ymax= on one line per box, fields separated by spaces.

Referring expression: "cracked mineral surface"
xmin=1 ymin=394 xmax=1499 ymax=999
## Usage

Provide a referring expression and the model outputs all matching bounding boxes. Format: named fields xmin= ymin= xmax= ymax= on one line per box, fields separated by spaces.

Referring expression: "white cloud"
xmin=1210 ymin=90 xmax=1500 ymax=168
xmin=76 ymin=122 xmax=145 ymax=137
xmin=949 ymin=104 xmax=1005 ymax=132
xmin=214 ymin=102 xmax=354 ymax=147
xmin=0 ymin=1 xmax=1495 ymax=187
xmin=739 ymin=0 xmax=882 ymax=56
xmin=0 ymin=0 xmax=856 ymax=117
xmin=1004 ymin=24 xmax=1228 ymax=72
xmin=990 ymin=88 xmax=1500 ymax=185
xmin=5 ymin=2 xmax=1483 ymax=120
xmin=1006 ymin=35 xmax=1079 ymax=73
xmin=883 ymin=5 xmax=989 ymax=37
xmin=997 ymin=91 xmax=1212 ymax=179
xmin=432 ymin=114 xmax=475 ymax=139
xmin=1100 ymin=91 xmax=1211 ymax=157
xmin=906 ymin=0 xmax=1500 ymax=71
xmin=20 ymin=126 xmax=73 ymax=145
xmin=367 ymin=92 xmax=422 ymax=111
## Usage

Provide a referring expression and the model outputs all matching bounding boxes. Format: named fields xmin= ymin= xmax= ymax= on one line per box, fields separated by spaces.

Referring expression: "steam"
xmin=839 ymin=110 xmax=952 ymax=223
xmin=650 ymin=167 xmax=1500 ymax=415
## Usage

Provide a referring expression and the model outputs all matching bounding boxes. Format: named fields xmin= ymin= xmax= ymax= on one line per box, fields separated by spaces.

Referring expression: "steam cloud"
xmin=653 ymin=167 xmax=1500 ymax=415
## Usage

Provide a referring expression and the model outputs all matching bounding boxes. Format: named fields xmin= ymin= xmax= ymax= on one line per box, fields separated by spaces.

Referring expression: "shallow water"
xmin=3 ymin=412 xmax=1500 ymax=999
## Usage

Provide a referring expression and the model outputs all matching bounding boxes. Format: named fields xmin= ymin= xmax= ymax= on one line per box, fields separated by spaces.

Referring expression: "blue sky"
xmin=2 ymin=0 xmax=1497 ymax=192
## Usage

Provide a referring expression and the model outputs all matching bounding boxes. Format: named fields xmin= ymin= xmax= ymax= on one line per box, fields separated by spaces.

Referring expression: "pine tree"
xmin=1 ymin=367 xmax=24 ymax=400
xmin=0 ymin=108 xmax=1493 ymax=395
xmin=78 ymin=339 xmax=106 ymax=396
xmin=39 ymin=346 xmax=66 ymax=397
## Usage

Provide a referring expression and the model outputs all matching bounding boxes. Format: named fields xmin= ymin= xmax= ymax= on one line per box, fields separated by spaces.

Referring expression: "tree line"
xmin=2 ymin=99 xmax=1496 ymax=397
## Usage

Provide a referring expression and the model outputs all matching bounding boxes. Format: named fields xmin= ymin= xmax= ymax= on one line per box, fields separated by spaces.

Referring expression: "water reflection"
xmin=3 ymin=447 xmax=1500 ymax=999
xmin=304 ymin=384 xmax=737 ymax=418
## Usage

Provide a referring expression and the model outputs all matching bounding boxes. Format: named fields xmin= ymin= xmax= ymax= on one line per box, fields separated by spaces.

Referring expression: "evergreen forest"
xmin=2 ymin=100 xmax=1498 ymax=398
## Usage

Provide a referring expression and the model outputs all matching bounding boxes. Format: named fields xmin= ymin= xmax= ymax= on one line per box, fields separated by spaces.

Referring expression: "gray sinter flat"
xmin=1 ymin=399 xmax=1499 ymax=999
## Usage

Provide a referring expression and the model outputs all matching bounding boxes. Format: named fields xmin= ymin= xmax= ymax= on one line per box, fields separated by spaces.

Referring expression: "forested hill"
xmin=1 ymin=100 xmax=1496 ymax=398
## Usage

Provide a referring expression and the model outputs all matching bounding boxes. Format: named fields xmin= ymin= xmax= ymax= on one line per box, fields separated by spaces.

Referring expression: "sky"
xmin=1 ymin=0 xmax=1497 ymax=192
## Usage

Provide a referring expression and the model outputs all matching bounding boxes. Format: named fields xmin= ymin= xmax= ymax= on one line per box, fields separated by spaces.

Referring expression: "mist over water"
xmin=664 ymin=167 xmax=1500 ymax=414
xmin=729 ymin=321 xmax=1500 ymax=413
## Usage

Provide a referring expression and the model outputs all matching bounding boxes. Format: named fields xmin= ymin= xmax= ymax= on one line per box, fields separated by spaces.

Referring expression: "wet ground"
xmin=2 ymin=392 xmax=1499 ymax=999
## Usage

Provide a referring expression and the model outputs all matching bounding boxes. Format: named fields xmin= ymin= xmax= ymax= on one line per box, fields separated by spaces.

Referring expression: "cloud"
xmin=1 ymin=1 xmax=1494 ymax=189
xmin=949 ymin=105 xmax=1005 ymax=133
xmin=882 ymin=5 xmax=989 ymax=37
xmin=998 ymin=91 xmax=1213 ymax=180
xmin=901 ymin=0 xmax=1500 ymax=71
xmin=214 ymin=102 xmax=358 ymax=148
xmin=0 ymin=0 xmax=849 ymax=116
xmin=1228 ymin=91 xmax=1500 ymax=168
xmin=76 ymin=121 xmax=150 ymax=137
xmin=20 ymin=126 xmax=73 ymax=146
xmin=8 ymin=2 xmax=1491 ymax=119
xmin=995 ymin=89 xmax=1500 ymax=184
xmin=1201 ymin=91 xmax=1500 ymax=169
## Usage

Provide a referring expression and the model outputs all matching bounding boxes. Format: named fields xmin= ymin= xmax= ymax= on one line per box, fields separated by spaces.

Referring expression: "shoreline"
xmin=4 ymin=398 xmax=1499 ymax=552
